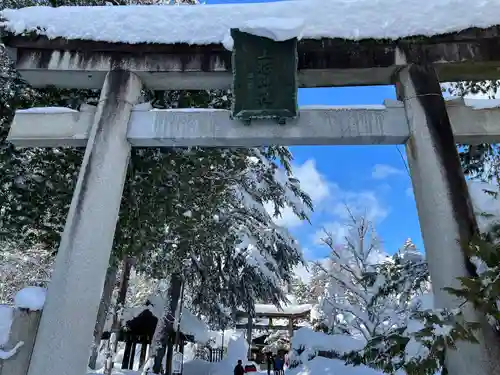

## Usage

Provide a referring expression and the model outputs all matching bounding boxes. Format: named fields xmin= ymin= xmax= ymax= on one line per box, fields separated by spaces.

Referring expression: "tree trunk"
xmin=88 ymin=263 xmax=119 ymax=369
xmin=165 ymin=336 xmax=175 ymax=375
xmin=104 ymin=256 xmax=135 ymax=375
xmin=150 ymin=272 xmax=183 ymax=375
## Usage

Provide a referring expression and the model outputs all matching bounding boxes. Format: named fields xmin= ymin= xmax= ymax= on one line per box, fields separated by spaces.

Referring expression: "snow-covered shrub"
xmin=0 ymin=243 xmax=53 ymax=304
xmin=347 ymin=292 xmax=478 ymax=375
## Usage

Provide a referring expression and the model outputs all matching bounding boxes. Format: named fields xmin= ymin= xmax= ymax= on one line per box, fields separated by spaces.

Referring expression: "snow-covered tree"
xmin=313 ymin=215 xmax=396 ymax=340
xmin=263 ymin=330 xmax=290 ymax=354
xmin=138 ymin=153 xmax=311 ymax=372
xmin=443 ymin=80 xmax=500 ymax=182
xmin=290 ymin=276 xmax=315 ymax=304
xmin=306 ymin=215 xmax=464 ymax=375
xmin=442 ymin=181 xmax=500 ymax=333
xmin=375 ymin=238 xmax=430 ymax=311
xmin=350 ymin=290 xmax=478 ymax=375
xmin=340 ymin=232 xmax=496 ymax=375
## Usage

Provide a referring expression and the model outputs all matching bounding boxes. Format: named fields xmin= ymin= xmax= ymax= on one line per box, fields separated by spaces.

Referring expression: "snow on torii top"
xmin=1 ymin=0 xmax=500 ymax=45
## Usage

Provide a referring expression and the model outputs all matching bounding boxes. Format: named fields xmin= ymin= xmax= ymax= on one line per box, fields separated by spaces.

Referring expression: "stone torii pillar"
xmin=395 ymin=61 xmax=500 ymax=375
xmin=26 ymin=70 xmax=142 ymax=375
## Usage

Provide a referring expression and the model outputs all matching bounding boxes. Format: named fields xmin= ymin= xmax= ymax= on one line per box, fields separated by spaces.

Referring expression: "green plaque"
xmin=231 ymin=28 xmax=298 ymax=125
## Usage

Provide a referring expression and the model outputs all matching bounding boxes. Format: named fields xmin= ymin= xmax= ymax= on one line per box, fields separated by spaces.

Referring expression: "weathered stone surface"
xmin=4 ymin=26 xmax=500 ymax=89
xmin=9 ymin=100 xmax=500 ymax=148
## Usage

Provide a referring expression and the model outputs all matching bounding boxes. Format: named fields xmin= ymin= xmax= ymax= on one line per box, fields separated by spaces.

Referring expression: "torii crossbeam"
xmin=9 ymin=98 xmax=500 ymax=148
xmin=3 ymin=3 xmax=500 ymax=375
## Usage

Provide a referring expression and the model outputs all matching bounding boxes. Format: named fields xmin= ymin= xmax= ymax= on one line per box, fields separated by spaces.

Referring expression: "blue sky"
xmin=290 ymin=87 xmax=423 ymax=260
xmin=205 ymin=0 xmax=424 ymax=260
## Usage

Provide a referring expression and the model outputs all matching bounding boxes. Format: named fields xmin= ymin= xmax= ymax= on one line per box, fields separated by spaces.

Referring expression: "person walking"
xmin=266 ymin=353 xmax=274 ymax=375
xmin=234 ymin=360 xmax=246 ymax=375
xmin=274 ymin=355 xmax=283 ymax=375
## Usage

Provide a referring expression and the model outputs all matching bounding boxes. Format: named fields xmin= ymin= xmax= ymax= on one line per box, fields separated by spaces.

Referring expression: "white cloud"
xmin=268 ymin=159 xmax=330 ymax=228
xmin=293 ymin=159 xmax=330 ymax=203
xmin=313 ymin=221 xmax=348 ymax=245
xmin=372 ymin=164 xmax=404 ymax=179
xmin=406 ymin=186 xmax=414 ymax=197
xmin=330 ymin=186 xmax=389 ymax=223
xmin=311 ymin=184 xmax=389 ymax=251
xmin=268 ymin=159 xmax=391 ymax=257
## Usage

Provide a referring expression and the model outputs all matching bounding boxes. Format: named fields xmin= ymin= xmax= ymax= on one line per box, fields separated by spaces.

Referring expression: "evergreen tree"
xmin=313 ymin=215 xmax=393 ymax=340
xmin=444 ymin=81 xmax=500 ymax=181
xmin=291 ymin=276 xmax=314 ymax=304
xmin=0 ymin=241 xmax=53 ymax=303
xmin=1 ymin=2 xmax=313 ymax=373
xmin=0 ymin=0 xmax=311 ymax=303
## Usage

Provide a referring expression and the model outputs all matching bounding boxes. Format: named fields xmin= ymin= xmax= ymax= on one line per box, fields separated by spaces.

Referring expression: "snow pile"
xmin=183 ymin=358 xmax=212 ymax=375
xmin=292 ymin=327 xmax=364 ymax=356
xmin=287 ymin=356 xmax=383 ymax=375
xmin=2 ymin=1 xmax=500 ymax=45
xmin=88 ymin=370 xmax=138 ymax=375
xmin=463 ymin=98 xmax=500 ymax=110
xmin=0 ymin=305 xmax=25 ymax=360
xmin=14 ymin=286 xmax=46 ymax=311
xmin=208 ymin=329 xmax=239 ymax=348
xmin=239 ymin=17 xmax=305 ymax=42
xmin=0 ymin=341 xmax=24 ymax=360
xmin=211 ymin=333 xmax=248 ymax=375
xmin=176 ymin=308 xmax=210 ymax=343
xmin=16 ymin=107 xmax=78 ymax=114
xmin=0 ymin=305 xmax=13 ymax=347
xmin=224 ymin=333 xmax=248 ymax=361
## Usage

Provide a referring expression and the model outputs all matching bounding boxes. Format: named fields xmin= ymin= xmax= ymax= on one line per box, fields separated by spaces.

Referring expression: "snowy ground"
xmin=287 ymin=357 xmax=383 ymax=375
xmin=86 ymin=358 xmax=381 ymax=375
xmin=88 ymin=371 xmax=138 ymax=375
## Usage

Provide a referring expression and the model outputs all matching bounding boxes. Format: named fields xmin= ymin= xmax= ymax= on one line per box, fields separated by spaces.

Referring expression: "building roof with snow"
xmin=1 ymin=1 xmax=500 ymax=44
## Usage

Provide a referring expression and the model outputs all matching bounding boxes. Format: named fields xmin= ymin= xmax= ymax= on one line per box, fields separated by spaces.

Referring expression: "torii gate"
xmin=2 ymin=3 xmax=500 ymax=375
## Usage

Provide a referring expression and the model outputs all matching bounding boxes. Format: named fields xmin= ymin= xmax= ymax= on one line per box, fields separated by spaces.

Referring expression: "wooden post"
xmin=247 ymin=315 xmax=253 ymax=361
xmin=396 ymin=62 xmax=500 ymax=375
xmin=122 ymin=340 xmax=133 ymax=370
xmin=288 ymin=318 xmax=294 ymax=339
xmin=26 ymin=70 xmax=142 ymax=375
xmin=0 ymin=309 xmax=41 ymax=375
xmin=129 ymin=342 xmax=137 ymax=370
xmin=139 ymin=342 xmax=148 ymax=368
